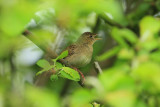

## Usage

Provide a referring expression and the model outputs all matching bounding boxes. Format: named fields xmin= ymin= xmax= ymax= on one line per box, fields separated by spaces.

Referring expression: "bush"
xmin=0 ymin=0 xmax=160 ymax=107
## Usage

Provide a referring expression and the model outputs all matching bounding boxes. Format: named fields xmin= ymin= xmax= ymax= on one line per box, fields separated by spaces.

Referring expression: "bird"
xmin=26 ymin=31 xmax=101 ymax=86
xmin=62 ymin=32 xmax=101 ymax=84
xmin=63 ymin=32 xmax=101 ymax=68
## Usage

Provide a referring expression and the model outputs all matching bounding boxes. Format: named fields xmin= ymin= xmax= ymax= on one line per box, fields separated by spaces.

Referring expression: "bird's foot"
xmin=72 ymin=67 xmax=85 ymax=86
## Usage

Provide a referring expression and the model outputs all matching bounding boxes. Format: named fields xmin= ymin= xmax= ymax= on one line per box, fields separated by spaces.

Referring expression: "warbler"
xmin=63 ymin=32 xmax=101 ymax=68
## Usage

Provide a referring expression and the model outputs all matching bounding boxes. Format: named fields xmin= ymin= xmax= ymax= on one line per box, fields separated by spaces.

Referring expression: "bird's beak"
xmin=94 ymin=34 xmax=101 ymax=41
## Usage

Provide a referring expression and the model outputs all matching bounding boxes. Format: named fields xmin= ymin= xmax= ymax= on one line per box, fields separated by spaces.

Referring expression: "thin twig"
xmin=94 ymin=61 xmax=103 ymax=74
xmin=9 ymin=54 xmax=17 ymax=89
xmin=9 ymin=55 xmax=16 ymax=75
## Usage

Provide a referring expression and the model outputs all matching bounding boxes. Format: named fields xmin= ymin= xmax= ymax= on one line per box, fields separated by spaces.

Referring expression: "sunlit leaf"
xmin=105 ymin=90 xmax=136 ymax=107
xmin=70 ymin=89 xmax=94 ymax=107
xmin=59 ymin=70 xmax=73 ymax=80
xmin=59 ymin=67 xmax=80 ymax=81
xmin=118 ymin=48 xmax=135 ymax=60
xmin=137 ymin=16 xmax=160 ymax=51
xmin=37 ymin=59 xmax=50 ymax=68
xmin=111 ymin=27 xmax=138 ymax=47
xmin=36 ymin=65 xmax=54 ymax=76
xmin=140 ymin=16 xmax=160 ymax=42
xmin=132 ymin=61 xmax=160 ymax=91
xmin=99 ymin=68 xmax=135 ymax=92
xmin=0 ymin=0 xmax=39 ymax=36
xmin=55 ymin=62 xmax=63 ymax=69
xmin=56 ymin=50 xmax=68 ymax=61
xmin=96 ymin=46 xmax=121 ymax=61
xmin=36 ymin=59 xmax=54 ymax=75
xmin=36 ymin=70 xmax=44 ymax=76
xmin=92 ymin=102 xmax=101 ymax=107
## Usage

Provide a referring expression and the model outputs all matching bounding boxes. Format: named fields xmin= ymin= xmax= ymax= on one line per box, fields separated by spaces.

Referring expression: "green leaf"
xmin=50 ymin=75 xmax=58 ymax=81
xmin=120 ymin=29 xmax=138 ymax=44
xmin=36 ymin=59 xmax=54 ymax=75
xmin=99 ymin=69 xmax=135 ymax=92
xmin=55 ymin=62 xmax=63 ymax=69
xmin=118 ymin=48 xmax=135 ymax=60
xmin=96 ymin=46 xmax=121 ymax=61
xmin=37 ymin=59 xmax=50 ymax=69
xmin=138 ymin=16 xmax=160 ymax=51
xmin=36 ymin=65 xmax=54 ymax=76
xmin=0 ymin=0 xmax=38 ymax=36
xmin=150 ymin=51 xmax=160 ymax=63
xmin=111 ymin=27 xmax=138 ymax=47
xmin=132 ymin=61 xmax=160 ymax=91
xmin=59 ymin=70 xmax=73 ymax=80
xmin=105 ymin=90 xmax=136 ymax=107
xmin=92 ymin=102 xmax=101 ymax=107
xmin=36 ymin=69 xmax=46 ymax=76
xmin=138 ymin=39 xmax=159 ymax=51
xmin=56 ymin=50 xmax=68 ymax=61
xmin=59 ymin=67 xmax=80 ymax=81
xmin=25 ymin=86 xmax=60 ymax=107
xmin=71 ymin=89 xmax=94 ymax=107
xmin=140 ymin=16 xmax=160 ymax=42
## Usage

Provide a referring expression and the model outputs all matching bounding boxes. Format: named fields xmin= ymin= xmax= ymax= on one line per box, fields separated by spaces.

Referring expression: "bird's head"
xmin=78 ymin=32 xmax=101 ymax=45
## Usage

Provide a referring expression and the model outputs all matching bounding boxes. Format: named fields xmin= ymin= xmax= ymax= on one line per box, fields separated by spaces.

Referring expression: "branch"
xmin=9 ymin=54 xmax=17 ymax=89
xmin=94 ymin=61 xmax=103 ymax=74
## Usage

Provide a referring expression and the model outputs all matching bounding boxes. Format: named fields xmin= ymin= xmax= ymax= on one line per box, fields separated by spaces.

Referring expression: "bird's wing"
xmin=65 ymin=44 xmax=77 ymax=56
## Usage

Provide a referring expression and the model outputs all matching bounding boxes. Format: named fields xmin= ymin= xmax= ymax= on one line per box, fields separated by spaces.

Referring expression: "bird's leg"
xmin=72 ymin=67 xmax=85 ymax=85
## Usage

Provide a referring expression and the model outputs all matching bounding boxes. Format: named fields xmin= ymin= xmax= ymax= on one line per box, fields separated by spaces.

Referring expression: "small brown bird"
xmin=62 ymin=32 xmax=101 ymax=84
xmin=63 ymin=32 xmax=101 ymax=68
xmin=33 ymin=32 xmax=101 ymax=86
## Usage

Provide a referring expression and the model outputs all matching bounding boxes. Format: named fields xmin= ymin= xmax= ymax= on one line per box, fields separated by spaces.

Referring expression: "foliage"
xmin=36 ymin=50 xmax=80 ymax=81
xmin=0 ymin=0 xmax=160 ymax=107
xmin=36 ymin=59 xmax=54 ymax=75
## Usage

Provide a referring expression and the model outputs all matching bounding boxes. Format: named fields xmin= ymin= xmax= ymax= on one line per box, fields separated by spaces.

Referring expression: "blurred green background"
xmin=0 ymin=0 xmax=160 ymax=107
